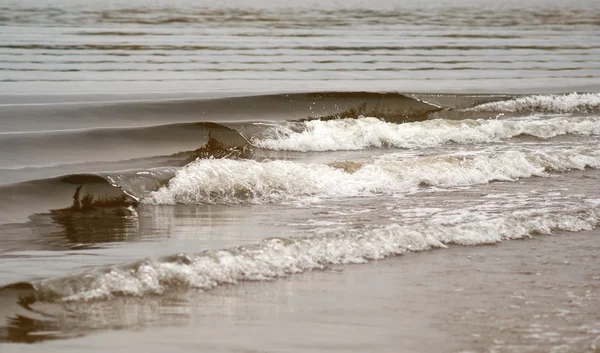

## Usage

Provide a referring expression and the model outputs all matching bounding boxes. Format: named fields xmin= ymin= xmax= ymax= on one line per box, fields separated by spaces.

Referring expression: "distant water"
xmin=0 ymin=0 xmax=599 ymax=351
xmin=1 ymin=0 xmax=600 ymax=94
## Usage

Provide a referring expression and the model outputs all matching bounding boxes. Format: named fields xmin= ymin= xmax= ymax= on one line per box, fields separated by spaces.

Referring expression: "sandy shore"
xmin=2 ymin=227 xmax=598 ymax=353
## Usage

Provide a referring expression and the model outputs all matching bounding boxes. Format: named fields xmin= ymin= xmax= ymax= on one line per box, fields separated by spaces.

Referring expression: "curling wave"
xmin=0 ymin=168 xmax=178 ymax=224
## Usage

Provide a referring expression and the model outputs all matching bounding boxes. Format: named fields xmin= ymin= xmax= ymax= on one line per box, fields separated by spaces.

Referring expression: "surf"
xmin=146 ymin=147 xmax=600 ymax=205
xmin=4 ymin=195 xmax=598 ymax=304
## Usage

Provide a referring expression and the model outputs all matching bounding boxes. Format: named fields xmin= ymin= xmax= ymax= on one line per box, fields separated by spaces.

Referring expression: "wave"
xmin=6 ymin=91 xmax=597 ymax=173
xmin=466 ymin=92 xmax=600 ymax=114
xmin=251 ymin=115 xmax=600 ymax=152
xmin=145 ymin=147 xmax=600 ymax=205
xmin=3 ymin=91 xmax=599 ymax=221
xmin=0 ymin=91 xmax=442 ymax=134
xmin=7 ymin=198 xmax=598 ymax=302
xmin=3 ymin=107 xmax=597 ymax=173
xmin=0 ymin=168 xmax=178 ymax=225
xmin=0 ymin=121 xmax=249 ymax=171
xmin=0 ymin=128 xmax=254 ymax=224
xmin=0 ymin=91 xmax=445 ymax=172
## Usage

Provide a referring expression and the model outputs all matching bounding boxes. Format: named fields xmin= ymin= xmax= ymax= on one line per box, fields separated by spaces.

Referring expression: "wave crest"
xmin=145 ymin=148 xmax=600 ymax=205
xmin=466 ymin=93 xmax=600 ymax=114
xmin=252 ymin=116 xmax=600 ymax=152
xmin=28 ymin=200 xmax=600 ymax=302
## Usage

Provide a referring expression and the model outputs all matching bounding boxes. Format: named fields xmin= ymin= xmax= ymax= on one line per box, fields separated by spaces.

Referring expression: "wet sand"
xmin=2 ymin=228 xmax=598 ymax=353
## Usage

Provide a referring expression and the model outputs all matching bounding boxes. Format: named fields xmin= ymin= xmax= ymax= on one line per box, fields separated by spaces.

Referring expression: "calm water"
xmin=0 ymin=0 xmax=600 ymax=351
xmin=1 ymin=0 xmax=600 ymax=94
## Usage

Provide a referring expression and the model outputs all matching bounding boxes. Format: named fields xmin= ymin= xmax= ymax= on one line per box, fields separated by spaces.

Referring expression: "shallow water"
xmin=1 ymin=0 xmax=600 ymax=351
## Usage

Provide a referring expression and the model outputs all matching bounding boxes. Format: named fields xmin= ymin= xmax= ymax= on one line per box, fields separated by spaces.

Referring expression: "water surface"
xmin=0 ymin=0 xmax=599 ymax=351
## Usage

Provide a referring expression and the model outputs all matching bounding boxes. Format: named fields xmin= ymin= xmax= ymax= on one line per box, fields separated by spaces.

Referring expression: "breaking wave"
xmin=145 ymin=148 xmax=600 ymax=205
xmin=466 ymin=92 xmax=600 ymax=114
xmin=23 ymin=199 xmax=600 ymax=302
xmin=252 ymin=115 xmax=600 ymax=152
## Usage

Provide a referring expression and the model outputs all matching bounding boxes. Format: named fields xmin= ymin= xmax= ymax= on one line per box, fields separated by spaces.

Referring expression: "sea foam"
xmin=252 ymin=115 xmax=600 ymax=152
xmin=35 ymin=199 xmax=600 ymax=302
xmin=466 ymin=92 xmax=600 ymax=114
xmin=146 ymin=148 xmax=600 ymax=205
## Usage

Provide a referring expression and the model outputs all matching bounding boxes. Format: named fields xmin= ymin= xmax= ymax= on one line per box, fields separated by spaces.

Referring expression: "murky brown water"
xmin=1 ymin=0 xmax=599 ymax=351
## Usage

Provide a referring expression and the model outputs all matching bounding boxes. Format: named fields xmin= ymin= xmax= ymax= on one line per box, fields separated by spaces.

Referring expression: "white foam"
xmin=37 ymin=201 xmax=600 ymax=302
xmin=145 ymin=148 xmax=600 ymax=205
xmin=374 ymin=148 xmax=600 ymax=187
xmin=145 ymin=158 xmax=404 ymax=205
xmin=467 ymin=93 xmax=600 ymax=113
xmin=252 ymin=115 xmax=600 ymax=152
